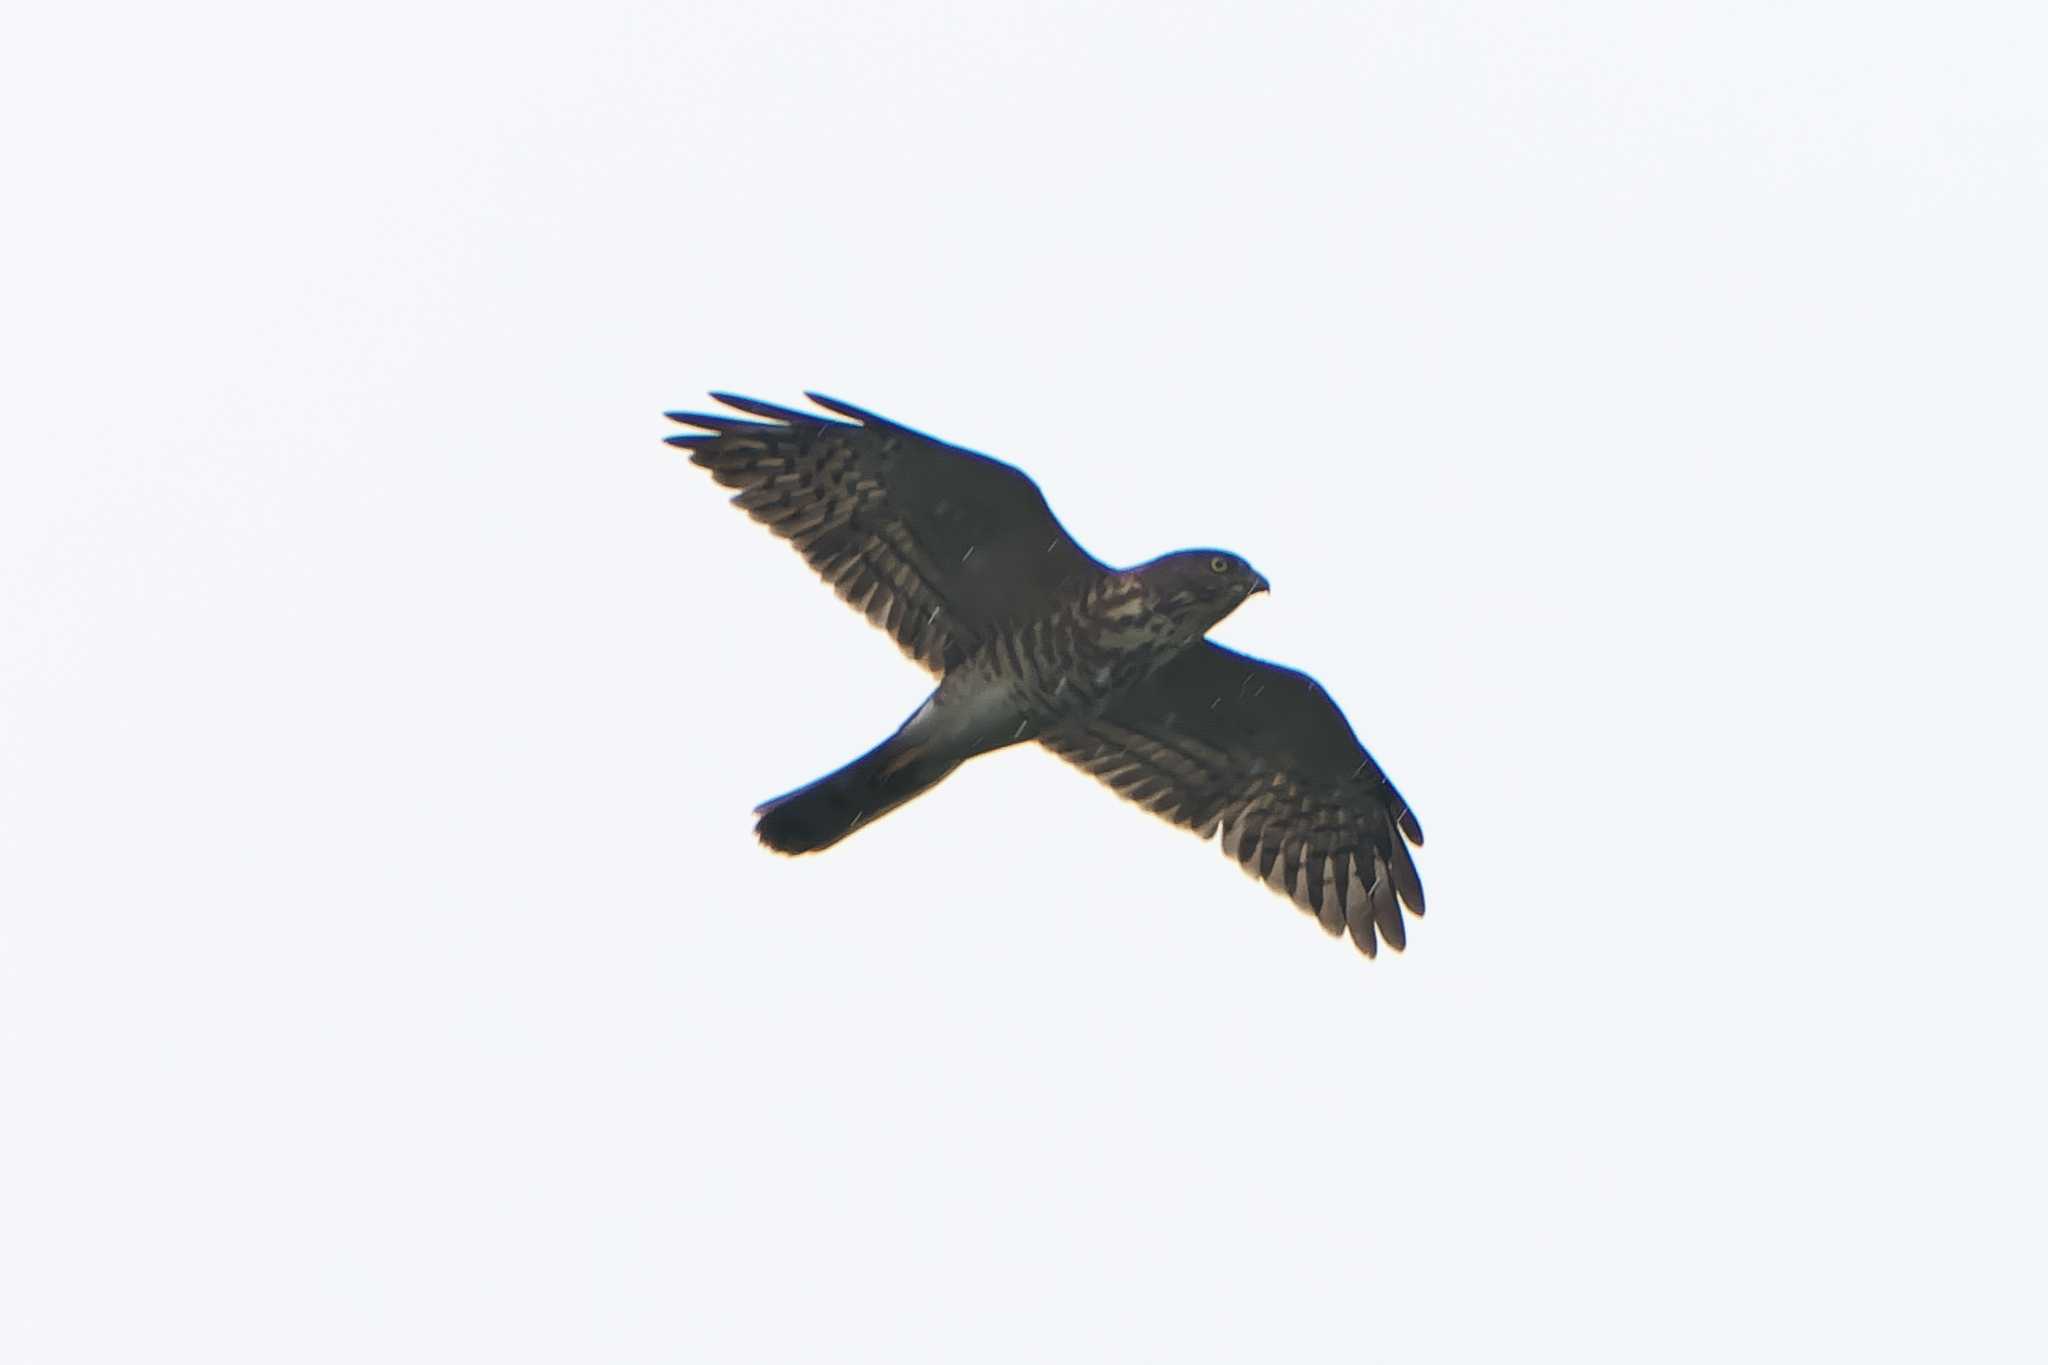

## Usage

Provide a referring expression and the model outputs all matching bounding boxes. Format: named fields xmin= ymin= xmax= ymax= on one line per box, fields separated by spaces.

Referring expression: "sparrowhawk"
xmin=668 ymin=392 xmax=1426 ymax=959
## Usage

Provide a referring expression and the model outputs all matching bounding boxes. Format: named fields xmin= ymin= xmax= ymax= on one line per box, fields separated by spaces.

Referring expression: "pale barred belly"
xmin=922 ymin=612 xmax=1181 ymax=753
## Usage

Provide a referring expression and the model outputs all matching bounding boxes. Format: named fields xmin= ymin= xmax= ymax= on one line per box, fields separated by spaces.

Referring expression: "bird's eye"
xmin=1209 ymin=556 xmax=1230 ymax=574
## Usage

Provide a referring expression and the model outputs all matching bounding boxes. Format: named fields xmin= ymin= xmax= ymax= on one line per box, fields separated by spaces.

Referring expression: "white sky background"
xmin=4 ymin=1 xmax=2045 ymax=1359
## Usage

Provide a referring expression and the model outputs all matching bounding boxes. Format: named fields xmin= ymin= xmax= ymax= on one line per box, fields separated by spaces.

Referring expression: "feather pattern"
xmin=1041 ymin=643 xmax=1423 ymax=958
xmin=668 ymin=394 xmax=1102 ymax=674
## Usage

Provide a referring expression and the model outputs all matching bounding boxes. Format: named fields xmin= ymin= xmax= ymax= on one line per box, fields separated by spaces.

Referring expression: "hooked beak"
xmin=1251 ymin=572 xmax=1272 ymax=595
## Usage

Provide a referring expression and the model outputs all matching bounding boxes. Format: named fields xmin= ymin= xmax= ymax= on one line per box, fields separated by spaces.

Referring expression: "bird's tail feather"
xmin=753 ymin=735 xmax=960 ymax=854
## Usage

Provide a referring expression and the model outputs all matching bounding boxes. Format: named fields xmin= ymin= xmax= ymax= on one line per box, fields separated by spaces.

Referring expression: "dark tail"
xmin=753 ymin=734 xmax=961 ymax=854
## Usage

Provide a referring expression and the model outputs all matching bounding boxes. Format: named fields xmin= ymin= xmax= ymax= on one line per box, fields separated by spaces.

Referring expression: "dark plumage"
xmin=668 ymin=393 xmax=1425 ymax=959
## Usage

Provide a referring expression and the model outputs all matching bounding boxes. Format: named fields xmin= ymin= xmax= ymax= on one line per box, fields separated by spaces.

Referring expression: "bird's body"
xmin=933 ymin=566 xmax=1240 ymax=745
xmin=669 ymin=392 xmax=1427 ymax=959
xmin=759 ymin=557 xmax=1267 ymax=853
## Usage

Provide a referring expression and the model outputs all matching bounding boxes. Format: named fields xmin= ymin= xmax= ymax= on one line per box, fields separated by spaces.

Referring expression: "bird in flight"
xmin=668 ymin=393 xmax=1426 ymax=958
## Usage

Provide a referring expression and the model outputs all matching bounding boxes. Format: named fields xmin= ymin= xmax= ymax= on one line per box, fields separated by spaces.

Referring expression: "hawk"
xmin=668 ymin=393 xmax=1426 ymax=958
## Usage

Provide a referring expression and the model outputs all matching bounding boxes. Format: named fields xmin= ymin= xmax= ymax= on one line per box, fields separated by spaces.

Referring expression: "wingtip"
xmin=803 ymin=391 xmax=889 ymax=426
xmin=708 ymin=392 xmax=825 ymax=424
xmin=665 ymin=409 xmax=747 ymax=432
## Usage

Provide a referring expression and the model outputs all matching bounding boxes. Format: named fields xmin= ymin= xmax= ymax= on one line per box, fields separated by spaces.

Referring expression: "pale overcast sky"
xmin=5 ymin=2 xmax=2045 ymax=1360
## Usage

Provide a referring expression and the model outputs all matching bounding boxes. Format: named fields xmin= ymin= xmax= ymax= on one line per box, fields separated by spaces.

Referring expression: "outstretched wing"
xmin=668 ymin=393 xmax=1103 ymax=675
xmin=1040 ymin=643 xmax=1425 ymax=959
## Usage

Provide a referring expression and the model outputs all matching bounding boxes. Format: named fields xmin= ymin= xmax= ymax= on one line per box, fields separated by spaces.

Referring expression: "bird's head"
xmin=1136 ymin=549 xmax=1271 ymax=635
